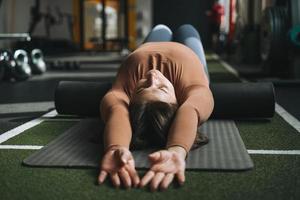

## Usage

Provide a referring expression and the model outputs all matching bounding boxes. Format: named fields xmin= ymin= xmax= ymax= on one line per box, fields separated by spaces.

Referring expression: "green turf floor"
xmin=1 ymin=150 xmax=299 ymax=200
xmin=1 ymin=55 xmax=299 ymax=200
xmin=2 ymin=120 xmax=77 ymax=145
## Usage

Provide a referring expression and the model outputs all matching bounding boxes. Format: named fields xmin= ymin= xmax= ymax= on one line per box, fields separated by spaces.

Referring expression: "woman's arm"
xmin=100 ymin=57 xmax=134 ymax=150
xmin=100 ymin=89 xmax=132 ymax=150
xmin=99 ymin=88 xmax=140 ymax=188
xmin=140 ymin=85 xmax=214 ymax=191
xmin=166 ymin=85 xmax=214 ymax=153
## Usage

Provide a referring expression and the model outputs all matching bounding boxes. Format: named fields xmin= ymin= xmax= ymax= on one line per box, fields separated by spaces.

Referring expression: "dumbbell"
xmin=0 ymin=50 xmax=19 ymax=81
xmin=13 ymin=49 xmax=32 ymax=81
xmin=30 ymin=49 xmax=47 ymax=74
xmin=0 ymin=49 xmax=32 ymax=81
xmin=0 ymin=50 xmax=11 ymax=81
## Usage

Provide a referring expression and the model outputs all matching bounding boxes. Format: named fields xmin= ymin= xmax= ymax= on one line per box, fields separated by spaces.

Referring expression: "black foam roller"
xmin=55 ymin=81 xmax=275 ymax=119
xmin=55 ymin=81 xmax=112 ymax=116
xmin=210 ymin=82 xmax=275 ymax=119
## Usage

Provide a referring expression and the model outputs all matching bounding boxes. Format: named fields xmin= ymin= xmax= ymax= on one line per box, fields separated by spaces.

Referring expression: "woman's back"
xmin=114 ymin=41 xmax=209 ymax=104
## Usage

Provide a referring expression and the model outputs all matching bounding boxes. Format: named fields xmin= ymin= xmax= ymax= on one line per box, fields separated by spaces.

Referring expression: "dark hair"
xmin=129 ymin=101 xmax=209 ymax=150
xmin=129 ymin=101 xmax=177 ymax=150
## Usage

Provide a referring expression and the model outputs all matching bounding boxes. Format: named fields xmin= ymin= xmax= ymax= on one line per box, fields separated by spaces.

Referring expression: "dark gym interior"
xmin=0 ymin=0 xmax=300 ymax=199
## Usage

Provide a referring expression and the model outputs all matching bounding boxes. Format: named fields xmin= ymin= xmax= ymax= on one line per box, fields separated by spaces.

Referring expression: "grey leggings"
xmin=143 ymin=24 xmax=209 ymax=81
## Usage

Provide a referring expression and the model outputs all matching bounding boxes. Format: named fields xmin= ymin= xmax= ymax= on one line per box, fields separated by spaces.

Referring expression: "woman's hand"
xmin=98 ymin=146 xmax=140 ymax=188
xmin=140 ymin=146 xmax=186 ymax=191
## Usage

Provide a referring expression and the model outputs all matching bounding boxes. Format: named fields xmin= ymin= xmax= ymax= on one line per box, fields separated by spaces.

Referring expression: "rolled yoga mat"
xmin=55 ymin=81 xmax=275 ymax=119
xmin=23 ymin=118 xmax=254 ymax=170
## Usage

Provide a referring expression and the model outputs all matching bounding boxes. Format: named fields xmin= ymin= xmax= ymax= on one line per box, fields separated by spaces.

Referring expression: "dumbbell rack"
xmin=0 ymin=33 xmax=31 ymax=41
xmin=0 ymin=33 xmax=47 ymax=81
xmin=45 ymin=51 xmax=126 ymax=71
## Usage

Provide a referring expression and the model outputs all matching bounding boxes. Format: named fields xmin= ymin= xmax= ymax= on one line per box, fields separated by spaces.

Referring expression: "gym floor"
xmin=0 ymin=53 xmax=299 ymax=200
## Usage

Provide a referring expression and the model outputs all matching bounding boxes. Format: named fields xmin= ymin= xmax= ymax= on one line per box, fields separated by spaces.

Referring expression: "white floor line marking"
xmin=212 ymin=54 xmax=247 ymax=82
xmin=275 ymin=103 xmax=300 ymax=133
xmin=248 ymin=150 xmax=300 ymax=155
xmin=0 ymin=110 xmax=57 ymax=144
xmin=0 ymin=145 xmax=43 ymax=150
xmin=213 ymin=53 xmax=300 ymax=133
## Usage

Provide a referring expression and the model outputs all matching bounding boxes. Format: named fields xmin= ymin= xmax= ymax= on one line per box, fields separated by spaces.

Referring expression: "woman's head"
xmin=131 ymin=69 xmax=177 ymax=104
xmin=129 ymin=101 xmax=178 ymax=149
xmin=129 ymin=70 xmax=178 ymax=149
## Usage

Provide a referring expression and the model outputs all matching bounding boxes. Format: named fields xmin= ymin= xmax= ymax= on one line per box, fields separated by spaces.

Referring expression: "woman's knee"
xmin=152 ymin=24 xmax=173 ymax=34
xmin=175 ymin=24 xmax=200 ymax=40
xmin=177 ymin=24 xmax=195 ymax=31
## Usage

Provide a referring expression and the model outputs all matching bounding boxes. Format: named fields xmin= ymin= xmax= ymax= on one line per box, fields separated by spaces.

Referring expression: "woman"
xmin=98 ymin=24 xmax=214 ymax=191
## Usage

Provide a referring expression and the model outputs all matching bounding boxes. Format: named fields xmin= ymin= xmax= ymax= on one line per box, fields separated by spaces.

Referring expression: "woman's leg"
xmin=173 ymin=24 xmax=209 ymax=81
xmin=143 ymin=24 xmax=173 ymax=43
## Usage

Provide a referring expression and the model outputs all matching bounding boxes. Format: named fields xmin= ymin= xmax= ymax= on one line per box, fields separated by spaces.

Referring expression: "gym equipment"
xmin=260 ymin=6 xmax=289 ymax=74
xmin=23 ymin=118 xmax=253 ymax=170
xmin=210 ymin=82 xmax=275 ymax=119
xmin=260 ymin=7 xmax=288 ymax=61
xmin=0 ymin=50 xmax=10 ymax=80
xmin=55 ymin=81 xmax=275 ymax=119
xmin=47 ymin=60 xmax=80 ymax=70
xmin=0 ymin=33 xmax=31 ymax=41
xmin=0 ymin=34 xmax=33 ymax=80
xmin=290 ymin=0 xmax=300 ymax=26
xmin=30 ymin=49 xmax=46 ymax=74
xmin=0 ymin=50 xmax=17 ymax=81
xmin=13 ymin=49 xmax=32 ymax=81
xmin=46 ymin=53 xmax=124 ymax=70
xmin=289 ymin=25 xmax=300 ymax=47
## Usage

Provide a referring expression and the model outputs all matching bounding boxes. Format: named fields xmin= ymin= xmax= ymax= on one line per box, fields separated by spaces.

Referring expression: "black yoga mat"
xmin=55 ymin=81 xmax=275 ymax=119
xmin=23 ymin=119 xmax=254 ymax=170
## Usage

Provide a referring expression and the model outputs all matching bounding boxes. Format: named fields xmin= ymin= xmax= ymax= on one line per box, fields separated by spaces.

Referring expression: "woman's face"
xmin=132 ymin=70 xmax=177 ymax=104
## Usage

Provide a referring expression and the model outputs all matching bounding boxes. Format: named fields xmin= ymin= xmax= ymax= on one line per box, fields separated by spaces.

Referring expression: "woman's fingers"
xmin=140 ymin=170 xmax=155 ymax=187
xmin=125 ymin=165 xmax=140 ymax=187
xmin=118 ymin=168 xmax=132 ymax=188
xmin=148 ymin=152 xmax=160 ymax=161
xmin=98 ymin=170 xmax=108 ymax=184
xmin=150 ymin=172 xmax=165 ymax=191
xmin=176 ymin=170 xmax=185 ymax=185
xmin=160 ymin=173 xmax=174 ymax=190
xmin=149 ymin=151 xmax=171 ymax=163
xmin=110 ymin=173 xmax=121 ymax=188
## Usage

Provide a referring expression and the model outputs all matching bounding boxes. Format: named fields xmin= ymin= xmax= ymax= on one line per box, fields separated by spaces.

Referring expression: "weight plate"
xmin=260 ymin=7 xmax=288 ymax=61
xmin=289 ymin=25 xmax=300 ymax=47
